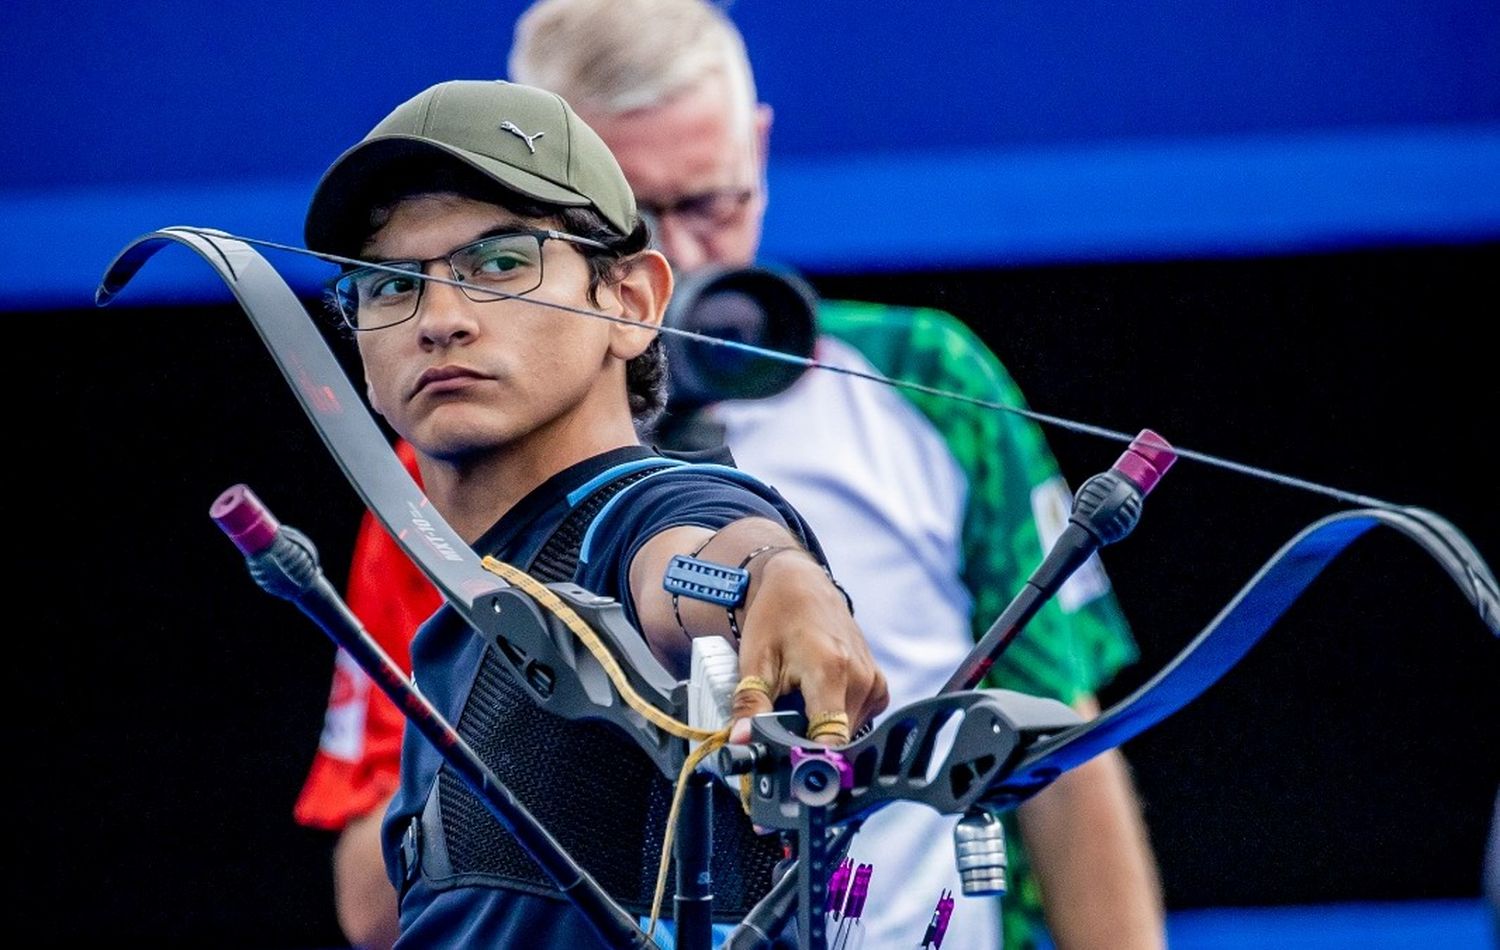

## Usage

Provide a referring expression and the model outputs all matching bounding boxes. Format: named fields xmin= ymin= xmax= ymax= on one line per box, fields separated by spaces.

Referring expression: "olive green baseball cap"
xmin=305 ymin=79 xmax=636 ymax=254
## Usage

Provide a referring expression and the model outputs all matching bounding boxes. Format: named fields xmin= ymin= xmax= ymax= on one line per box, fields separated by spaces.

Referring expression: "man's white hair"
xmin=509 ymin=0 xmax=758 ymax=134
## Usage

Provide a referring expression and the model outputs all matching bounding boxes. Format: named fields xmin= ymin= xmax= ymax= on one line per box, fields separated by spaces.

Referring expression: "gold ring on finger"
xmin=807 ymin=726 xmax=852 ymax=745
xmin=735 ymin=675 xmax=775 ymax=700
xmin=807 ymin=710 xmax=850 ymax=733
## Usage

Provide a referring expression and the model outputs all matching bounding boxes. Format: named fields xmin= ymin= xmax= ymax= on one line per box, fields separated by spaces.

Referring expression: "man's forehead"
xmin=579 ymin=82 xmax=756 ymax=200
xmin=361 ymin=194 xmax=538 ymax=256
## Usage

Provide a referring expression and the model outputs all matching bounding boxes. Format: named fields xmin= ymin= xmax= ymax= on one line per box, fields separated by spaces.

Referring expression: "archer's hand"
xmin=727 ymin=548 xmax=888 ymax=747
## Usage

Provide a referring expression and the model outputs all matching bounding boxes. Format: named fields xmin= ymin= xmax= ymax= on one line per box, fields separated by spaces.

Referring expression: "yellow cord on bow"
xmin=645 ymin=727 xmax=730 ymax=940
xmin=479 ymin=556 xmax=742 ymax=939
xmin=482 ymin=556 xmax=721 ymax=743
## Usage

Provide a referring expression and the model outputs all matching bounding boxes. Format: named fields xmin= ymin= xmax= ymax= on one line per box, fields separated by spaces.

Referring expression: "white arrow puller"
xmin=687 ymin=635 xmax=739 ymax=753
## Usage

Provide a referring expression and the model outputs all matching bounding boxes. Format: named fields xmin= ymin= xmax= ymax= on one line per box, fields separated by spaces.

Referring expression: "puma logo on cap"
xmin=498 ymin=121 xmax=545 ymax=154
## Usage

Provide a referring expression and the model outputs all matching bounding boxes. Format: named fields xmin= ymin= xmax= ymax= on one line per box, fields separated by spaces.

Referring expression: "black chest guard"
xmin=416 ymin=460 xmax=786 ymax=919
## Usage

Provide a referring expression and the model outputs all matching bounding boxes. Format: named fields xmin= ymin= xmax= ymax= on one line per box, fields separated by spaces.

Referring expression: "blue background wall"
xmin=3 ymin=0 xmax=1498 ymax=307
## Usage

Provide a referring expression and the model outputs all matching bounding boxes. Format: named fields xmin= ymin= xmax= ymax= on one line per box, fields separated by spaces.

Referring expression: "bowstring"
xmin=178 ymin=227 xmax=1400 ymax=512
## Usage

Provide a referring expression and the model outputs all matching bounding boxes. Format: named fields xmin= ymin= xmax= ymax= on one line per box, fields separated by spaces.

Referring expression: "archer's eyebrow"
xmin=361 ymin=222 xmax=539 ymax=264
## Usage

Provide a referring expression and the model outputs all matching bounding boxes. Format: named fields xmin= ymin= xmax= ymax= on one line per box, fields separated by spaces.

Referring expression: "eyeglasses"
xmin=636 ymin=187 xmax=755 ymax=238
xmin=332 ymin=228 xmax=608 ymax=331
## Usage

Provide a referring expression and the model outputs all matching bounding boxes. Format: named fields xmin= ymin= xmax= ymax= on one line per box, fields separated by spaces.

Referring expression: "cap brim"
xmin=304 ymin=135 xmax=593 ymax=256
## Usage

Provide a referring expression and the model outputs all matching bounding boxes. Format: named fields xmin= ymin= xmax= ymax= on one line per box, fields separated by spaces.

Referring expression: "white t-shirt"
xmin=712 ymin=334 xmax=1001 ymax=950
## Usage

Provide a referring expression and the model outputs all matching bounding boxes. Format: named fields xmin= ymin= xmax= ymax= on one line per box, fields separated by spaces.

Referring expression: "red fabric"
xmin=293 ymin=439 xmax=442 ymax=830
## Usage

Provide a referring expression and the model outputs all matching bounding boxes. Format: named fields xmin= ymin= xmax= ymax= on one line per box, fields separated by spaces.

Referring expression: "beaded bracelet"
xmin=668 ymin=536 xmax=718 ymax=639
xmin=728 ymin=545 xmax=857 ymax=636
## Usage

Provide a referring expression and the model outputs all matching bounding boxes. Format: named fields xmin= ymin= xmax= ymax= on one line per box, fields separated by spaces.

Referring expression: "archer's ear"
xmin=608 ymin=248 xmax=673 ymax=361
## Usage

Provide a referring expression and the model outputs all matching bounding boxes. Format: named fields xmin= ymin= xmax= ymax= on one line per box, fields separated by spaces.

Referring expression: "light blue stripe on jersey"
xmin=565 ymin=456 xmax=688 ymax=507
xmin=577 ymin=463 xmax=794 ymax=566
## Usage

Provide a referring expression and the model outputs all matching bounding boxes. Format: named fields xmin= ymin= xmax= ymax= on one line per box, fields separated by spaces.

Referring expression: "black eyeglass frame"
xmin=635 ymin=187 xmax=756 ymax=235
xmin=332 ymin=228 xmax=610 ymax=332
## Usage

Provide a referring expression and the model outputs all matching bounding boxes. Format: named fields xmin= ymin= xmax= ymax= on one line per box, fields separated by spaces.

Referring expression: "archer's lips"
xmin=413 ymin=365 xmax=489 ymax=397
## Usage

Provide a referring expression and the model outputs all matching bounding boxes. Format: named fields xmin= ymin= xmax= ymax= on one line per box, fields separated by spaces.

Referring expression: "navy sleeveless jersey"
xmin=381 ymin=445 xmax=822 ymax=948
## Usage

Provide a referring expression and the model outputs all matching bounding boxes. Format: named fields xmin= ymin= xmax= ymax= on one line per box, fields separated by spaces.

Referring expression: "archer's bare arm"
xmin=332 ymin=795 xmax=400 ymax=950
xmin=630 ymin=516 xmax=888 ymax=742
xmin=1017 ymin=694 xmax=1166 ymax=950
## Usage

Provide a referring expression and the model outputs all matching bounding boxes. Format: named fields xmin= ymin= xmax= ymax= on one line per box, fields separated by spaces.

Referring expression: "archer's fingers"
xmin=729 ymin=672 xmax=777 ymax=744
xmin=807 ymin=644 xmax=889 ymax=746
xmin=856 ymin=668 xmax=891 ymax=731
xmin=799 ymin=651 xmax=855 ymax=747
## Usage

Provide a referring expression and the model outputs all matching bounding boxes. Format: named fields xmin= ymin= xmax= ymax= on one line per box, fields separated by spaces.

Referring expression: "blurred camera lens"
xmin=660 ymin=264 xmax=819 ymax=411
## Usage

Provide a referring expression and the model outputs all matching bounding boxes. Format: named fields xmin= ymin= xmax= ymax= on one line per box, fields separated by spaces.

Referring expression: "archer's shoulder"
xmin=585 ymin=459 xmax=790 ymax=519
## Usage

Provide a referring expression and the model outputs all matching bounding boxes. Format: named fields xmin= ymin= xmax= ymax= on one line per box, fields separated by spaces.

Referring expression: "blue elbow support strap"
xmin=664 ymin=554 xmax=750 ymax=608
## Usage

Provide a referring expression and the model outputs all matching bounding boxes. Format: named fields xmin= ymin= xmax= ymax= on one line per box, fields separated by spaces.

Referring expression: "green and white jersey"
xmin=707 ymin=298 xmax=1139 ymax=950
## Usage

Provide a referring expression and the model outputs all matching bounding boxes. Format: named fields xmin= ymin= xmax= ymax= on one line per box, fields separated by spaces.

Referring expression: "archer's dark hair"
xmin=333 ymin=157 xmax=667 ymax=430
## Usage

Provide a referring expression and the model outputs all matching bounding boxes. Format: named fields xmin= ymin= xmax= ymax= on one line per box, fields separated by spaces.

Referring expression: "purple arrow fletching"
xmin=827 ymin=857 xmax=852 ymax=915
xmin=846 ymin=863 xmax=873 ymax=919
xmin=933 ymin=890 xmax=955 ymax=948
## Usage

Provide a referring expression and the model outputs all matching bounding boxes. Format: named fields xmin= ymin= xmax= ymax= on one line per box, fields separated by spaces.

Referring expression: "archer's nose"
xmin=415 ymin=276 xmax=479 ymax=348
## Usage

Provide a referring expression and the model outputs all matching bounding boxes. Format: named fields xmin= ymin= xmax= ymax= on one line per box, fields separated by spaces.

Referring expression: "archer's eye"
xmin=461 ymin=235 xmax=541 ymax=284
xmin=338 ymin=262 xmax=422 ymax=312
xmin=367 ymin=270 xmax=420 ymax=300
xmin=473 ymin=250 xmax=528 ymax=276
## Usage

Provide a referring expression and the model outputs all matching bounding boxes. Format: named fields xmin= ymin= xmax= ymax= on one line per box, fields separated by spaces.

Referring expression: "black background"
xmin=24 ymin=239 xmax=1498 ymax=945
